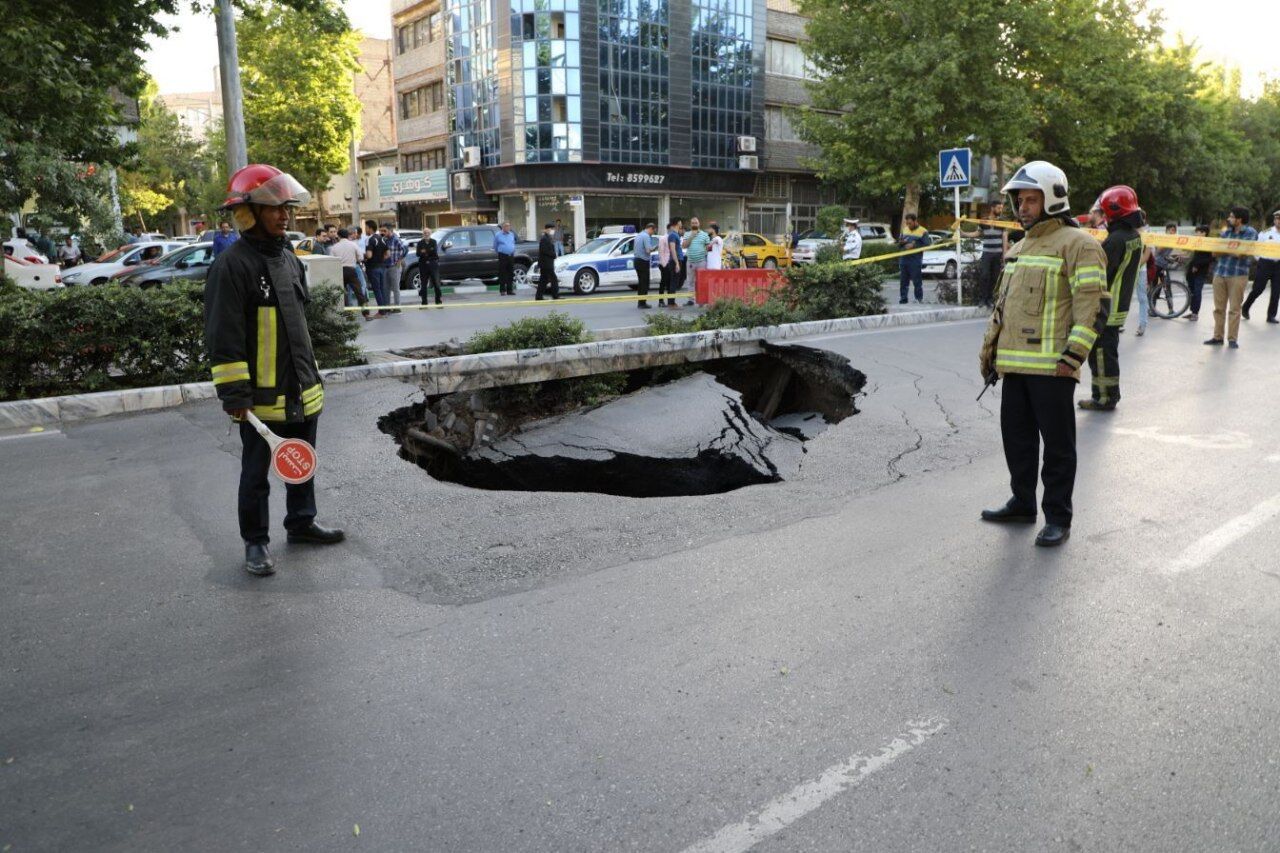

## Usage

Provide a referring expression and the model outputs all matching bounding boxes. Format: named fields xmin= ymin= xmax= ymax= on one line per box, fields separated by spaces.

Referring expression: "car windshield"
xmin=155 ymin=247 xmax=190 ymax=266
xmin=803 ymin=233 xmax=829 ymax=241
xmin=575 ymin=238 xmax=616 ymax=255
xmin=94 ymin=246 xmax=129 ymax=263
xmin=429 ymin=229 xmax=450 ymax=243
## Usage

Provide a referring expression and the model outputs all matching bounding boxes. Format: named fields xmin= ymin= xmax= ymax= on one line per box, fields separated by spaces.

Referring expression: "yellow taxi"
xmin=733 ymin=232 xmax=792 ymax=269
xmin=292 ymin=237 xmax=320 ymax=256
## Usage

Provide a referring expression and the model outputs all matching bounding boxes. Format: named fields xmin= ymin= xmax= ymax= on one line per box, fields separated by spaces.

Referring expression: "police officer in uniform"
xmin=205 ymin=164 xmax=345 ymax=576
xmin=1079 ymin=185 xmax=1145 ymax=411
xmin=978 ymin=161 xmax=1110 ymax=547
xmin=536 ymin=222 xmax=560 ymax=300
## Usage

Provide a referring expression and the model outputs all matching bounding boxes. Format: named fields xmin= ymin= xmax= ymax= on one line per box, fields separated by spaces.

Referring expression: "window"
xmin=397 ymin=10 xmax=442 ymax=54
xmin=742 ymin=234 xmax=766 ymax=247
xmin=765 ymin=106 xmax=801 ymax=142
xmin=402 ymin=148 xmax=447 ymax=172
xmin=511 ymin=4 xmax=581 ymax=164
xmin=766 ymin=38 xmax=821 ymax=79
xmin=692 ymin=0 xmax=755 ymax=169
xmin=400 ymin=82 xmax=445 ymax=120
xmin=599 ymin=0 xmax=671 ymax=165
xmin=441 ymin=230 xmax=473 ymax=250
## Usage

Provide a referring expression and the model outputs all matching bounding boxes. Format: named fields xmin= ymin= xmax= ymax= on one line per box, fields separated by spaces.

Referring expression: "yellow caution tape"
xmin=955 ymin=217 xmax=1280 ymax=259
xmin=843 ymin=238 xmax=959 ymax=267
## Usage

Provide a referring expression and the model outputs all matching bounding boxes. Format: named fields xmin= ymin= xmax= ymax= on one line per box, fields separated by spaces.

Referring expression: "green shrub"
xmin=781 ymin=261 xmax=887 ymax=319
xmin=935 ymin=264 xmax=982 ymax=305
xmin=642 ymin=312 xmax=698 ymax=335
xmin=0 ymin=281 xmax=364 ymax=402
xmin=466 ymin=311 xmax=592 ymax=353
xmin=814 ymin=242 xmax=843 ymax=265
xmin=696 ymin=297 xmax=803 ymax=330
xmin=815 ymin=205 xmax=849 ymax=237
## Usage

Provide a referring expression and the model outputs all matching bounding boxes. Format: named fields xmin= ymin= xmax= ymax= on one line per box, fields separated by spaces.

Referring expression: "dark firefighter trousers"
xmin=239 ymin=417 xmax=318 ymax=545
xmin=1086 ymin=325 xmax=1122 ymax=406
xmin=1001 ymin=373 xmax=1076 ymax=528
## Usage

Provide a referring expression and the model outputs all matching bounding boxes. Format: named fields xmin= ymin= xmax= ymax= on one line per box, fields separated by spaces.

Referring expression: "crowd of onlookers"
xmin=305 ymin=219 xmax=409 ymax=321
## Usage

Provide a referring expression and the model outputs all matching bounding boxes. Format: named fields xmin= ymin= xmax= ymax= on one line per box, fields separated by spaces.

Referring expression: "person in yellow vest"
xmin=204 ymin=164 xmax=345 ymax=577
xmin=978 ymin=161 xmax=1110 ymax=547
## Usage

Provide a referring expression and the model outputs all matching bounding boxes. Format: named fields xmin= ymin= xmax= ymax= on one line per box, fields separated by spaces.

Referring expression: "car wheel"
xmin=763 ymin=258 xmax=778 ymax=269
xmin=945 ymin=260 xmax=957 ymax=279
xmin=513 ymin=263 xmax=530 ymax=289
xmin=574 ymin=268 xmax=598 ymax=294
xmin=407 ymin=267 xmax=421 ymax=292
xmin=91 ymin=277 xmax=108 ymax=285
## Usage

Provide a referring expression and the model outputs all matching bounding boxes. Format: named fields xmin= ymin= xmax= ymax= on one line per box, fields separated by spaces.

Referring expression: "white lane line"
xmin=1165 ymin=493 xmax=1280 ymax=575
xmin=1109 ymin=426 xmax=1252 ymax=450
xmin=0 ymin=428 xmax=62 ymax=442
xmin=680 ymin=718 xmax=947 ymax=853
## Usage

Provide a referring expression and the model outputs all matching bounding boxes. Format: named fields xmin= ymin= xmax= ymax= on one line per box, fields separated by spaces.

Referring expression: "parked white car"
xmin=529 ymin=232 xmax=658 ymax=294
xmin=792 ymin=223 xmax=893 ymax=264
xmin=4 ymin=238 xmax=48 ymax=264
xmin=4 ymin=256 xmax=63 ymax=290
xmin=921 ymin=238 xmax=981 ymax=278
xmin=60 ymin=241 xmax=186 ymax=285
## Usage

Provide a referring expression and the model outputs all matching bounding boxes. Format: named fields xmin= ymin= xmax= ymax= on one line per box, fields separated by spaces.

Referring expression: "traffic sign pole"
xmin=954 ymin=186 xmax=963 ymax=306
xmin=938 ymin=147 xmax=973 ymax=307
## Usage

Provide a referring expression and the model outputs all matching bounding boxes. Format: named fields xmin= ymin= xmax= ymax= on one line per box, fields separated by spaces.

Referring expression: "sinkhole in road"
xmin=379 ymin=343 xmax=865 ymax=497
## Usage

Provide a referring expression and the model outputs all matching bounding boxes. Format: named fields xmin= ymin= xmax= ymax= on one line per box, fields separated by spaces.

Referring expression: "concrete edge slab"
xmin=0 ymin=306 xmax=987 ymax=428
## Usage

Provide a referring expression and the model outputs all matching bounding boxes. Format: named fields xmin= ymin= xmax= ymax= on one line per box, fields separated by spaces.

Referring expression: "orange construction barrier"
xmin=695 ymin=269 xmax=785 ymax=306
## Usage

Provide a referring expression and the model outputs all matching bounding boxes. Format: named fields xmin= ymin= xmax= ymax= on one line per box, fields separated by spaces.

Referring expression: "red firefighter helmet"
xmin=220 ymin=164 xmax=310 ymax=210
xmin=1096 ymin=185 xmax=1140 ymax=223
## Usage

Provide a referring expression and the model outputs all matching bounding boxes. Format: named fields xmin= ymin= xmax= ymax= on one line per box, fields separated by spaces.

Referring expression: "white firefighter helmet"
xmin=1001 ymin=160 xmax=1070 ymax=216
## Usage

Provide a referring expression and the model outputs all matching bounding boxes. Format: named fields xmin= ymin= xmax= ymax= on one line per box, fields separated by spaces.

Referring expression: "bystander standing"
xmin=1205 ymin=206 xmax=1259 ymax=349
xmin=634 ymin=222 xmax=657 ymax=309
xmin=1242 ymin=209 xmax=1280 ymax=323
xmin=683 ymin=217 xmax=708 ymax=306
xmin=382 ymin=222 xmax=407 ymax=313
xmin=212 ymin=221 xmax=238 ymax=257
xmin=1184 ymin=224 xmax=1214 ymax=322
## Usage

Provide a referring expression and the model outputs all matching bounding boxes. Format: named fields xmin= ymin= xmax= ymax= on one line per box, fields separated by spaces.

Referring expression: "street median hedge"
xmin=0 ymin=280 xmax=363 ymax=402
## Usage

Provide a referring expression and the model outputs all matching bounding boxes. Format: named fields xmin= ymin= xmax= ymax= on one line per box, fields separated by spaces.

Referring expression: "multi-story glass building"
xmin=392 ymin=0 xmax=844 ymax=242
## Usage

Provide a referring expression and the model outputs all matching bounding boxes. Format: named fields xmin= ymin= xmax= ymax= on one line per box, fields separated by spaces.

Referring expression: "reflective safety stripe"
xmin=211 ymin=360 xmax=250 ymax=385
xmin=256 ymin=307 xmax=277 ymax=388
xmin=302 ymin=383 xmax=324 ymax=416
xmin=1015 ymin=255 xmax=1065 ymax=271
xmin=1107 ymin=239 xmax=1141 ymax=327
xmin=1067 ymin=324 xmax=1098 ymax=349
xmin=1070 ymin=264 xmax=1105 ymax=293
xmin=996 ymin=349 xmax=1061 ymax=367
xmin=253 ymin=395 xmax=287 ymax=422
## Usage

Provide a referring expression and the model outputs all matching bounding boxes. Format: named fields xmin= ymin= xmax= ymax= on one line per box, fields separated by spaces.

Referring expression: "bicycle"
xmin=1147 ymin=266 xmax=1190 ymax=319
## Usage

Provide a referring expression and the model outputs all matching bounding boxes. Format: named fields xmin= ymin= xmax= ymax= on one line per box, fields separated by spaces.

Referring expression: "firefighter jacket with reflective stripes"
xmin=1102 ymin=217 xmax=1143 ymax=329
xmin=204 ymin=235 xmax=324 ymax=423
xmin=979 ymin=217 xmax=1110 ymax=380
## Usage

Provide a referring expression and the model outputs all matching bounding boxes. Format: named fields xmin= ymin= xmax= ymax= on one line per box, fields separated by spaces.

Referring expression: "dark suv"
xmin=403 ymin=226 xmax=538 ymax=291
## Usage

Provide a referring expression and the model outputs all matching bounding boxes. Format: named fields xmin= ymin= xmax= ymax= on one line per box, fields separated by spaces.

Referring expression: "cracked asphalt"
xmin=3 ymin=314 xmax=1279 ymax=851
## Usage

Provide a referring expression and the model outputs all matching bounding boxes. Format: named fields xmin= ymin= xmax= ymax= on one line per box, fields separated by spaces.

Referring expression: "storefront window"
xmin=670 ymin=196 xmax=743 ymax=234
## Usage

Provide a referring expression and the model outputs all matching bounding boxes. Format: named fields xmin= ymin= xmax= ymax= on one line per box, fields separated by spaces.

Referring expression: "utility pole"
xmin=349 ymin=130 xmax=360 ymax=231
xmin=215 ymin=0 xmax=248 ymax=174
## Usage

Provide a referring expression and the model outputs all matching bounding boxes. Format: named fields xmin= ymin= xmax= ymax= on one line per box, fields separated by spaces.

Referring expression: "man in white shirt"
xmin=1243 ymin=209 xmax=1280 ymax=323
xmin=329 ymin=228 xmax=373 ymax=319
xmin=842 ymin=218 xmax=862 ymax=260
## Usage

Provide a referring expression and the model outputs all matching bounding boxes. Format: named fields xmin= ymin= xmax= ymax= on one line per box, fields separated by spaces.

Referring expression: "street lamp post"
xmin=215 ymin=0 xmax=248 ymax=174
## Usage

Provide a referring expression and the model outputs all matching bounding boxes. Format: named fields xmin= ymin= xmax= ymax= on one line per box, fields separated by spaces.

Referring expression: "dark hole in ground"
xmin=378 ymin=343 xmax=865 ymax=497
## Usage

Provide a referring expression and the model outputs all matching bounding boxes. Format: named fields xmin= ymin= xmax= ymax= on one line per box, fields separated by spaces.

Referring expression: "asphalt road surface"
xmin=3 ymin=311 xmax=1278 ymax=851
xmin=356 ymin=277 xmax=943 ymax=352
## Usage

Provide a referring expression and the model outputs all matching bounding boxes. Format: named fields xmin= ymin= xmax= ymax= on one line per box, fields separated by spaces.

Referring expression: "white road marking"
xmin=680 ymin=718 xmax=947 ymax=853
xmin=1164 ymin=493 xmax=1280 ymax=575
xmin=0 ymin=428 xmax=62 ymax=442
xmin=1110 ymin=425 xmax=1252 ymax=450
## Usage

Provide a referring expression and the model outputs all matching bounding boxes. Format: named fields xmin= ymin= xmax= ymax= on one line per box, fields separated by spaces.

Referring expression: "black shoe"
xmin=1242 ymin=307 xmax=1251 ymax=320
xmin=638 ymin=302 xmax=651 ymax=309
xmin=1035 ymin=524 xmax=1071 ymax=547
xmin=1078 ymin=399 xmax=1116 ymax=411
xmin=245 ymin=543 xmax=274 ymax=576
xmin=899 ymin=298 xmax=908 ymax=304
xmin=981 ymin=501 xmax=1037 ymax=524
xmin=286 ymin=522 xmax=345 ymax=545
xmin=1203 ymin=338 xmax=1224 ymax=345
xmin=1229 ymin=340 xmax=1240 ymax=349
xmin=1267 ymin=318 xmax=1279 ymax=324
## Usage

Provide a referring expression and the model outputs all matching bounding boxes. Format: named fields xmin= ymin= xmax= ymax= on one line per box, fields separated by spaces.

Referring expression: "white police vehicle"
xmin=529 ymin=229 xmax=659 ymax=295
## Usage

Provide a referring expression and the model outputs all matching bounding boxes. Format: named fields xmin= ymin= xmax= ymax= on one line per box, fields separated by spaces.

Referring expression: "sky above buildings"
xmin=143 ymin=0 xmax=1275 ymax=98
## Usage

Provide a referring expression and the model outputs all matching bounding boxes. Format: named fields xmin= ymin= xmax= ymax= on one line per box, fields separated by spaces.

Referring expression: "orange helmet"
xmin=220 ymin=164 xmax=310 ymax=210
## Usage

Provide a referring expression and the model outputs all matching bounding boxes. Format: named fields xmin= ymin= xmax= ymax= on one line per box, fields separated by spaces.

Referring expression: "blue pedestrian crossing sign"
xmin=938 ymin=147 xmax=971 ymax=188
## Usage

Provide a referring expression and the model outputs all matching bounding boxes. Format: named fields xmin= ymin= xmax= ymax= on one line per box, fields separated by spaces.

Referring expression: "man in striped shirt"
xmin=976 ymin=201 xmax=1007 ymax=307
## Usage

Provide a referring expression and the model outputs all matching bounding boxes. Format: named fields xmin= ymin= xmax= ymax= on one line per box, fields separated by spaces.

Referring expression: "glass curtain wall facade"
xmin=447 ymin=0 xmax=500 ymax=169
xmin=598 ymin=0 xmax=670 ymax=165
xmin=512 ymin=1 xmax=583 ymax=163
xmin=691 ymin=0 xmax=755 ymax=169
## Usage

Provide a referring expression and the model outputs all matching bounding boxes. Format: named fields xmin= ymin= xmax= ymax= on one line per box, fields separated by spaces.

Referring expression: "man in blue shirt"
xmin=1204 ymin=206 xmax=1259 ymax=349
xmin=634 ymin=222 xmax=657 ymax=309
xmin=494 ymin=221 xmax=517 ymax=295
xmin=211 ymin=220 xmax=238 ymax=257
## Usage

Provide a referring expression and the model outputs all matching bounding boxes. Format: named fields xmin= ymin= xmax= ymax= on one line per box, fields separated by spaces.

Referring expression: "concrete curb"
xmin=0 ymin=306 xmax=988 ymax=429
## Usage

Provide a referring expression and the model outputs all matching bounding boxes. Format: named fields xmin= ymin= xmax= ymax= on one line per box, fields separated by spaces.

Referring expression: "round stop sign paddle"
xmin=244 ymin=411 xmax=318 ymax=485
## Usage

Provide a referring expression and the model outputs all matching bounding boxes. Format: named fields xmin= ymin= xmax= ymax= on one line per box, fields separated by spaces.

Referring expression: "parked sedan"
xmin=920 ymin=238 xmax=980 ymax=278
xmin=60 ymin=241 xmax=186 ymax=285
xmin=529 ymin=233 xmax=658 ymax=295
xmin=114 ymin=242 xmax=216 ymax=288
xmin=4 ymin=256 xmax=63 ymax=290
xmin=734 ymin=232 xmax=791 ymax=269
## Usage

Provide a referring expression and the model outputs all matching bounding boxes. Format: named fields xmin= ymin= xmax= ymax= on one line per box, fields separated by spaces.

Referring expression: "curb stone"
xmin=0 ymin=306 xmax=988 ymax=429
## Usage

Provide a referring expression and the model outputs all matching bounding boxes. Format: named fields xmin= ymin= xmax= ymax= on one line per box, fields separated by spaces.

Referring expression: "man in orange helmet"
xmin=204 ymin=164 xmax=345 ymax=577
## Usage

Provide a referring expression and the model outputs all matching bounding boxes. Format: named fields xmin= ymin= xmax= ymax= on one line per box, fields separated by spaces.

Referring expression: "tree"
xmin=794 ymin=0 xmax=1034 ymax=220
xmin=236 ymin=1 xmax=362 ymax=217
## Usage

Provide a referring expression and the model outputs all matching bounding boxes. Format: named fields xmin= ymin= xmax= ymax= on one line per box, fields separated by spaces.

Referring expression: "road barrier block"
xmin=696 ymin=270 xmax=785 ymax=306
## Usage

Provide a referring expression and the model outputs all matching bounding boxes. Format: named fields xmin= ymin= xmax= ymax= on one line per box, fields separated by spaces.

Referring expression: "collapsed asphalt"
xmin=2 ymin=315 xmax=1278 ymax=851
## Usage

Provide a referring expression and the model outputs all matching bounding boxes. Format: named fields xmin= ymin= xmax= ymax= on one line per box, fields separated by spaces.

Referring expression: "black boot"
xmin=1035 ymin=524 xmax=1071 ymax=547
xmin=981 ymin=500 xmax=1037 ymax=523
xmin=287 ymin=522 xmax=346 ymax=545
xmin=245 ymin=543 xmax=274 ymax=576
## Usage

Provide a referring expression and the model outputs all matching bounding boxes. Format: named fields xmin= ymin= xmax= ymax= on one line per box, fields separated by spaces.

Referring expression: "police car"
xmin=528 ymin=227 xmax=659 ymax=294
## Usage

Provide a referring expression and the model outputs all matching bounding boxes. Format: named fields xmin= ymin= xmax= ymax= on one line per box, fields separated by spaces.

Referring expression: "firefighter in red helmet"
xmin=204 ymin=164 xmax=345 ymax=576
xmin=1078 ymin=184 xmax=1145 ymax=411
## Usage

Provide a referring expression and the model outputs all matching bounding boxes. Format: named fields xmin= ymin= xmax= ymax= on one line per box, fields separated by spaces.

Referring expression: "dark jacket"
xmin=416 ymin=237 xmax=439 ymax=263
xmin=538 ymin=233 xmax=557 ymax=263
xmin=1188 ymin=248 xmax=1214 ymax=277
xmin=204 ymin=235 xmax=324 ymax=423
xmin=1101 ymin=215 xmax=1144 ymax=329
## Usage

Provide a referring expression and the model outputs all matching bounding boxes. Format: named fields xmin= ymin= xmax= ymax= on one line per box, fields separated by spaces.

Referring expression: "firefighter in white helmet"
xmin=977 ymin=160 xmax=1110 ymax=547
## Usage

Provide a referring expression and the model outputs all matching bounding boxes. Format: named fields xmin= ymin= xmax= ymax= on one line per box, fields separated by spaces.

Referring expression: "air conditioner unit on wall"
xmin=739 ymin=155 xmax=759 ymax=170
xmin=737 ymin=136 xmax=757 ymax=153
xmin=452 ymin=172 xmax=472 ymax=192
xmin=463 ymin=146 xmax=482 ymax=168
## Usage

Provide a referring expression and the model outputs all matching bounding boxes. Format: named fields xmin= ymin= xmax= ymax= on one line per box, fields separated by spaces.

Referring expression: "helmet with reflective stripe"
xmin=220 ymin=164 xmax=310 ymax=210
xmin=1096 ymin=185 xmax=1140 ymax=223
xmin=1001 ymin=160 xmax=1070 ymax=216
